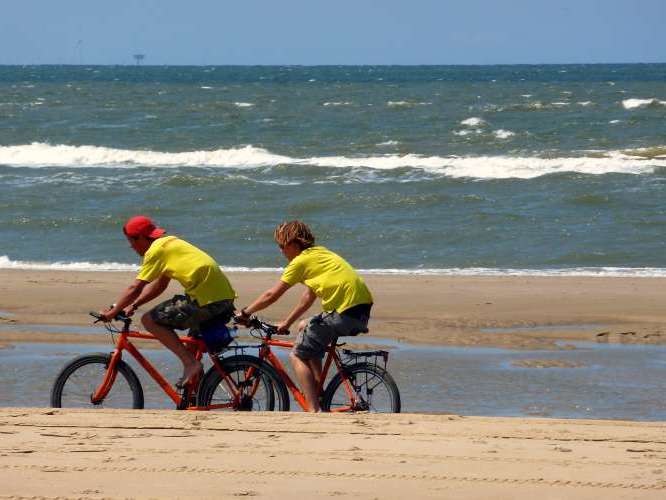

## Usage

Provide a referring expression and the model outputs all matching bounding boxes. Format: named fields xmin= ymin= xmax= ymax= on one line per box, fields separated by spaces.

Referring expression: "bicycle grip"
xmin=89 ymin=311 xmax=104 ymax=323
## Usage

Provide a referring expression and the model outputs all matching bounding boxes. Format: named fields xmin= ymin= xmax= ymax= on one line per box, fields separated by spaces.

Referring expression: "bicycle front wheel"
xmin=321 ymin=362 xmax=401 ymax=413
xmin=198 ymin=355 xmax=290 ymax=411
xmin=51 ymin=354 xmax=144 ymax=409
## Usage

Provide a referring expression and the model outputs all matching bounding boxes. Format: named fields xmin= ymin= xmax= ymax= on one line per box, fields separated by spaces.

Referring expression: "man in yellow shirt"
xmin=238 ymin=220 xmax=372 ymax=412
xmin=101 ymin=216 xmax=236 ymax=387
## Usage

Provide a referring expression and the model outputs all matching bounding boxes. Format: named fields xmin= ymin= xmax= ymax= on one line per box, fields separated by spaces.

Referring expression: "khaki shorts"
xmin=150 ymin=295 xmax=235 ymax=335
xmin=293 ymin=309 xmax=370 ymax=360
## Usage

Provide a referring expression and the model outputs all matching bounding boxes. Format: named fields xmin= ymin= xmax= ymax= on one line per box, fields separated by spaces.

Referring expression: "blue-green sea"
xmin=1 ymin=64 xmax=666 ymax=275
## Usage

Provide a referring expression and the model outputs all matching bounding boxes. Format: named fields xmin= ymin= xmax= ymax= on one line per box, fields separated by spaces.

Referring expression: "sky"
xmin=2 ymin=0 xmax=665 ymax=65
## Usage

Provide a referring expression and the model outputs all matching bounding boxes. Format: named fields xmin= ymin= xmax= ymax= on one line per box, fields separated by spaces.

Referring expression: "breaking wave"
xmin=3 ymin=256 xmax=666 ymax=277
xmin=622 ymin=98 xmax=666 ymax=110
xmin=2 ymin=143 xmax=666 ymax=179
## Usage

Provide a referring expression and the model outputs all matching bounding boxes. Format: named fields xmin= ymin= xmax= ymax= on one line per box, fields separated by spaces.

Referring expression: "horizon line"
xmin=1 ymin=62 xmax=665 ymax=68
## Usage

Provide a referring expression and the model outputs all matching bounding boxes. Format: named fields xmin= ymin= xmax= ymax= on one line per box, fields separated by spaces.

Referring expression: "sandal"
xmin=175 ymin=368 xmax=203 ymax=390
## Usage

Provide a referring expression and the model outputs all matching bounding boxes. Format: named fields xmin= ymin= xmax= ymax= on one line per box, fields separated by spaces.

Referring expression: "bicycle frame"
xmin=255 ymin=337 xmax=361 ymax=412
xmin=91 ymin=327 xmax=247 ymax=411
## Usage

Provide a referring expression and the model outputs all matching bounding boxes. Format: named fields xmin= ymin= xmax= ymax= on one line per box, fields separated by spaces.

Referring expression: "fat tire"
xmin=321 ymin=362 xmax=401 ymax=413
xmin=51 ymin=353 xmax=144 ymax=409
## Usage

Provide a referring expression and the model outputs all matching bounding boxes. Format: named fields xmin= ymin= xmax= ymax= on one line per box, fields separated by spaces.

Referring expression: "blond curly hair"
xmin=274 ymin=220 xmax=315 ymax=250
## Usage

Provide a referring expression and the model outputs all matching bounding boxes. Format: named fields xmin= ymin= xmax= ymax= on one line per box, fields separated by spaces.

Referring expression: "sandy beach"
xmin=2 ymin=269 xmax=666 ymax=497
xmin=1 ymin=269 xmax=666 ymax=349
xmin=1 ymin=408 xmax=665 ymax=499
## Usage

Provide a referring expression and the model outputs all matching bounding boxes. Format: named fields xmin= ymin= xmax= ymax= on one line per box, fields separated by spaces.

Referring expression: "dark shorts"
xmin=150 ymin=295 xmax=235 ymax=335
xmin=293 ymin=304 xmax=371 ymax=360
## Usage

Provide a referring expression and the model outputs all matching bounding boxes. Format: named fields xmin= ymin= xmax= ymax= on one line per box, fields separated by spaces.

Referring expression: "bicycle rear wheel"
xmin=321 ymin=362 xmax=401 ymax=413
xmin=198 ymin=355 xmax=290 ymax=411
xmin=51 ymin=354 xmax=144 ymax=409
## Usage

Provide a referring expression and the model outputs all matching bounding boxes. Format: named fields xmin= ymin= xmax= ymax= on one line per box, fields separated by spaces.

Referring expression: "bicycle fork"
xmin=90 ymin=349 xmax=123 ymax=405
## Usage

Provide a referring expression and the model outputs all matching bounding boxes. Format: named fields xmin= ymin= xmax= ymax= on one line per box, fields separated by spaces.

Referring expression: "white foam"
xmin=0 ymin=143 xmax=293 ymax=168
xmin=493 ymin=129 xmax=515 ymax=139
xmin=377 ymin=140 xmax=399 ymax=146
xmin=577 ymin=101 xmax=593 ymax=106
xmin=452 ymin=130 xmax=482 ymax=137
xmin=2 ymin=256 xmax=666 ymax=278
xmin=357 ymin=267 xmax=666 ymax=278
xmin=387 ymin=101 xmax=412 ymax=107
xmin=0 ymin=255 xmax=138 ymax=272
xmin=622 ymin=98 xmax=666 ymax=110
xmin=2 ymin=143 xmax=666 ymax=179
xmin=323 ymin=101 xmax=352 ymax=106
xmin=233 ymin=102 xmax=254 ymax=108
xmin=460 ymin=117 xmax=486 ymax=127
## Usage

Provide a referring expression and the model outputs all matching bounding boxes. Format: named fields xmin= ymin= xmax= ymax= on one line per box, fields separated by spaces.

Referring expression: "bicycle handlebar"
xmin=89 ymin=311 xmax=104 ymax=323
xmin=233 ymin=315 xmax=289 ymax=336
xmin=89 ymin=311 xmax=132 ymax=325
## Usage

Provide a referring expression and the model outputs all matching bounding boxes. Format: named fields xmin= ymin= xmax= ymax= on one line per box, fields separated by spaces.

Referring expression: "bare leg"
xmin=308 ymin=358 xmax=323 ymax=387
xmin=290 ymin=352 xmax=321 ymax=412
xmin=142 ymin=313 xmax=202 ymax=385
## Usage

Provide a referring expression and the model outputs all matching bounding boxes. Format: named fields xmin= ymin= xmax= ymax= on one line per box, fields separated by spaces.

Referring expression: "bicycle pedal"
xmin=177 ymin=387 xmax=197 ymax=410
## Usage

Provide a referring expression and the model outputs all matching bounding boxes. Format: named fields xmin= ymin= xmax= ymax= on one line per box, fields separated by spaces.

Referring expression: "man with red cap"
xmin=101 ymin=215 xmax=236 ymax=387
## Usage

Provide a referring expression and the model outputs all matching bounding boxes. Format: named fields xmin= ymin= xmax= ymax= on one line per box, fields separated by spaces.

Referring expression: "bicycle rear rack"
xmin=216 ymin=344 xmax=261 ymax=356
xmin=341 ymin=349 xmax=389 ymax=370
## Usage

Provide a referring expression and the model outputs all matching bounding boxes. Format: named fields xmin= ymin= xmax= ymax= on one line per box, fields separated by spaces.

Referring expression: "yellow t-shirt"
xmin=280 ymin=246 xmax=372 ymax=313
xmin=136 ymin=236 xmax=236 ymax=306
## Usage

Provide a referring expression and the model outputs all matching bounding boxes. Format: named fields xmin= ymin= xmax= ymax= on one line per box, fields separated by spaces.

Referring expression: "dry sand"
xmin=0 ymin=408 xmax=665 ymax=499
xmin=1 ymin=269 xmax=666 ymax=348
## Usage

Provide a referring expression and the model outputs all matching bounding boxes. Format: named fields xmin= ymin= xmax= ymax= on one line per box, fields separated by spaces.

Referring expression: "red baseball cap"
xmin=123 ymin=215 xmax=166 ymax=239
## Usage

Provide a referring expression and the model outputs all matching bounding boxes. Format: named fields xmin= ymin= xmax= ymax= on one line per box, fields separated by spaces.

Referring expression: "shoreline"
xmin=1 ymin=408 xmax=665 ymax=499
xmin=1 ymin=269 xmax=666 ymax=349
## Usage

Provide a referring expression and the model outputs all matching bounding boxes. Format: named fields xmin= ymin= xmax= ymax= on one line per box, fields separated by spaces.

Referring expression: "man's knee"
xmin=141 ymin=311 xmax=155 ymax=330
xmin=290 ymin=350 xmax=306 ymax=364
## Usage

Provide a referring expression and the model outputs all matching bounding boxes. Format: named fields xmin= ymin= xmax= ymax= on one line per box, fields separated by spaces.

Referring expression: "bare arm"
xmin=243 ymin=280 xmax=292 ymax=316
xmin=101 ymin=279 xmax=147 ymax=320
xmin=124 ymin=275 xmax=171 ymax=315
xmin=279 ymin=287 xmax=316 ymax=332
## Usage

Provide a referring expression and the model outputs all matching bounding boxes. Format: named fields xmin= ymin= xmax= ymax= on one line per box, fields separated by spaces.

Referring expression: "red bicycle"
xmin=50 ymin=312 xmax=285 ymax=411
xmin=197 ymin=316 xmax=401 ymax=413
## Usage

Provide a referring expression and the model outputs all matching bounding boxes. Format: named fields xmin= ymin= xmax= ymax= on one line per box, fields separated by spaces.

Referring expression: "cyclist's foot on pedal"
xmin=176 ymin=361 xmax=203 ymax=389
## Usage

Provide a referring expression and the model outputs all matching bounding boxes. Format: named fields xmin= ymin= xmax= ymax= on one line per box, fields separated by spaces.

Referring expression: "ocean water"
xmin=1 ymin=64 xmax=666 ymax=274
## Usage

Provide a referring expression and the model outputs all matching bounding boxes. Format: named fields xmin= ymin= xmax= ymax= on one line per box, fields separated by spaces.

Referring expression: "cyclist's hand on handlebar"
xmin=98 ymin=309 xmax=114 ymax=323
xmin=233 ymin=313 xmax=250 ymax=326
xmin=122 ymin=303 xmax=138 ymax=317
xmin=276 ymin=321 xmax=291 ymax=336
xmin=98 ymin=304 xmax=129 ymax=323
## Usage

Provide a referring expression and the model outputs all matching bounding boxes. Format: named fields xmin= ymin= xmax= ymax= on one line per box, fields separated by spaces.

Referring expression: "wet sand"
xmin=1 ymin=269 xmax=666 ymax=348
xmin=1 ymin=408 xmax=665 ymax=499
